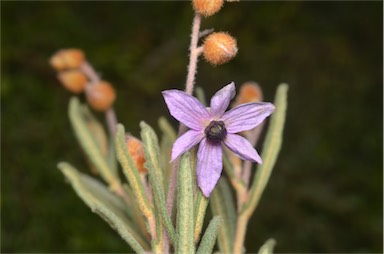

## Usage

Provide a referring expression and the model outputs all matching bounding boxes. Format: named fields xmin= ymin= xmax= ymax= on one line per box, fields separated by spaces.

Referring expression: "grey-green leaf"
xmin=194 ymin=190 xmax=209 ymax=243
xmin=68 ymin=97 xmax=118 ymax=185
xmin=140 ymin=121 xmax=176 ymax=245
xmin=158 ymin=117 xmax=176 ymax=191
xmin=58 ymin=162 xmax=148 ymax=253
xmin=196 ymin=216 xmax=222 ymax=254
xmin=176 ymin=153 xmax=195 ymax=254
xmin=115 ymin=124 xmax=153 ymax=219
xmin=258 ymin=238 xmax=277 ymax=254
xmin=195 ymin=86 xmax=207 ymax=106
xmin=210 ymin=178 xmax=236 ymax=254
xmin=244 ymin=84 xmax=288 ymax=217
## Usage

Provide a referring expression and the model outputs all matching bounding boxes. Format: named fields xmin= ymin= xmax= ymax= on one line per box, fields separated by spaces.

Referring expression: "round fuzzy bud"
xmin=49 ymin=49 xmax=85 ymax=70
xmin=57 ymin=70 xmax=88 ymax=94
xmin=232 ymin=81 xmax=263 ymax=108
xmin=203 ymin=32 xmax=237 ymax=65
xmin=126 ymin=135 xmax=147 ymax=174
xmin=86 ymin=81 xmax=116 ymax=112
xmin=192 ymin=0 xmax=224 ymax=17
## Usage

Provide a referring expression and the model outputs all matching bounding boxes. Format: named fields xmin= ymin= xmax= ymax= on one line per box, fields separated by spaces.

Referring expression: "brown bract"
xmin=126 ymin=136 xmax=148 ymax=174
xmin=85 ymin=81 xmax=116 ymax=112
xmin=192 ymin=0 xmax=224 ymax=17
xmin=57 ymin=70 xmax=88 ymax=94
xmin=49 ymin=49 xmax=85 ymax=70
xmin=203 ymin=32 xmax=238 ymax=65
xmin=232 ymin=81 xmax=263 ymax=108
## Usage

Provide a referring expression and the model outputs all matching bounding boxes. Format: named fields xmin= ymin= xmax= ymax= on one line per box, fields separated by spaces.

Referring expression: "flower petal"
xmin=162 ymin=90 xmax=210 ymax=130
xmin=171 ymin=130 xmax=204 ymax=161
xmin=210 ymin=82 xmax=236 ymax=117
xmin=222 ymin=102 xmax=275 ymax=133
xmin=197 ymin=138 xmax=223 ymax=197
xmin=224 ymin=133 xmax=262 ymax=164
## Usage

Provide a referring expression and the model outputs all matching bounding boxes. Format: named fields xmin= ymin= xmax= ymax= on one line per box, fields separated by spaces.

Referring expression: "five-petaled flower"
xmin=162 ymin=82 xmax=275 ymax=197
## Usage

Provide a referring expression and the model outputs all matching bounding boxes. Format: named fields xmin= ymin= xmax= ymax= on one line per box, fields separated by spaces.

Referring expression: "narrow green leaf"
xmin=68 ymin=97 xmax=118 ymax=185
xmin=140 ymin=121 xmax=176 ymax=245
xmin=176 ymin=153 xmax=195 ymax=254
xmin=196 ymin=216 xmax=222 ymax=254
xmin=193 ymin=190 xmax=209 ymax=243
xmin=195 ymin=86 xmax=207 ymax=106
xmin=210 ymin=178 xmax=236 ymax=254
xmin=58 ymin=162 xmax=149 ymax=252
xmin=158 ymin=116 xmax=177 ymax=141
xmin=258 ymin=238 xmax=277 ymax=254
xmin=107 ymin=137 xmax=118 ymax=174
xmin=83 ymin=106 xmax=118 ymax=176
xmin=115 ymin=124 xmax=153 ymax=220
xmin=123 ymin=184 xmax=150 ymax=241
xmin=81 ymin=106 xmax=109 ymax=158
xmin=244 ymin=84 xmax=288 ymax=217
xmin=158 ymin=117 xmax=176 ymax=191
xmin=140 ymin=121 xmax=163 ymax=185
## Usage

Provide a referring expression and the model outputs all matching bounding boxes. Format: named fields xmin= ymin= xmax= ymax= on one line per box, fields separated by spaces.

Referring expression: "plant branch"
xmin=80 ymin=61 xmax=101 ymax=84
xmin=185 ymin=13 xmax=202 ymax=95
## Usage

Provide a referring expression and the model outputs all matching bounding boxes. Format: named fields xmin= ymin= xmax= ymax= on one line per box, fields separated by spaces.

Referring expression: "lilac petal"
xmin=224 ymin=133 xmax=262 ymax=164
xmin=210 ymin=82 xmax=236 ymax=117
xmin=162 ymin=90 xmax=210 ymax=130
xmin=171 ymin=130 xmax=204 ymax=161
xmin=197 ymin=138 xmax=223 ymax=197
xmin=222 ymin=102 xmax=275 ymax=133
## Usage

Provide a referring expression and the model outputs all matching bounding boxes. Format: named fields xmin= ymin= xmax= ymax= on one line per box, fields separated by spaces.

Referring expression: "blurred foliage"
xmin=1 ymin=1 xmax=382 ymax=253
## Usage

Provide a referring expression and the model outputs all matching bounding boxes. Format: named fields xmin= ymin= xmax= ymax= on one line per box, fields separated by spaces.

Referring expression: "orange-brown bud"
xmin=192 ymin=0 xmax=224 ymax=17
xmin=57 ymin=70 xmax=88 ymax=94
xmin=49 ymin=49 xmax=85 ymax=71
xmin=126 ymin=135 xmax=147 ymax=174
xmin=232 ymin=81 xmax=263 ymax=108
xmin=85 ymin=81 xmax=116 ymax=112
xmin=203 ymin=32 xmax=237 ymax=65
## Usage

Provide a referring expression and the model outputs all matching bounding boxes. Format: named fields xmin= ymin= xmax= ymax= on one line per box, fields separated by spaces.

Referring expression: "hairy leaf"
xmin=58 ymin=162 xmax=148 ymax=252
xmin=196 ymin=216 xmax=222 ymax=254
xmin=176 ymin=153 xmax=195 ymax=254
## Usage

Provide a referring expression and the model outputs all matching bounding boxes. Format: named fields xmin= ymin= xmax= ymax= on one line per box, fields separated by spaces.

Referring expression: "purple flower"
xmin=162 ymin=82 xmax=275 ymax=197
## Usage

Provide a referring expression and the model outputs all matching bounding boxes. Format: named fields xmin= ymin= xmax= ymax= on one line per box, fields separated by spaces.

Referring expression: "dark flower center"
xmin=205 ymin=121 xmax=227 ymax=143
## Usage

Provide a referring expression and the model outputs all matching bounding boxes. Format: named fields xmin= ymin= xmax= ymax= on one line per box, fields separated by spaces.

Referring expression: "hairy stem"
xmin=106 ymin=107 xmax=118 ymax=138
xmin=80 ymin=61 xmax=100 ymax=84
xmin=185 ymin=13 xmax=202 ymax=95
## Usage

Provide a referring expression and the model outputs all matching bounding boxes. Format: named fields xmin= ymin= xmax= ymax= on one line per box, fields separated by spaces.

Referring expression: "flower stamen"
xmin=205 ymin=120 xmax=227 ymax=143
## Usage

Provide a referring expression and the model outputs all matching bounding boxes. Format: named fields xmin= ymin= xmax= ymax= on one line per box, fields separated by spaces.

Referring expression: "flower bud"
xmin=49 ymin=49 xmax=85 ymax=70
xmin=232 ymin=81 xmax=263 ymax=108
xmin=85 ymin=81 xmax=116 ymax=112
xmin=192 ymin=0 xmax=224 ymax=17
xmin=203 ymin=32 xmax=237 ymax=65
xmin=57 ymin=70 xmax=88 ymax=94
xmin=126 ymin=135 xmax=147 ymax=174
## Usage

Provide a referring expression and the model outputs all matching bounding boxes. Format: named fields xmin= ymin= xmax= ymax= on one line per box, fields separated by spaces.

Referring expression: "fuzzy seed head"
xmin=126 ymin=136 xmax=147 ymax=174
xmin=232 ymin=81 xmax=263 ymax=108
xmin=57 ymin=70 xmax=87 ymax=94
xmin=86 ymin=81 xmax=116 ymax=112
xmin=50 ymin=49 xmax=85 ymax=71
xmin=203 ymin=32 xmax=238 ymax=65
xmin=192 ymin=0 xmax=224 ymax=17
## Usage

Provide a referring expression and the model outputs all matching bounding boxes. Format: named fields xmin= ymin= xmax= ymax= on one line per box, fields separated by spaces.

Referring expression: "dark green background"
xmin=2 ymin=1 xmax=382 ymax=253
